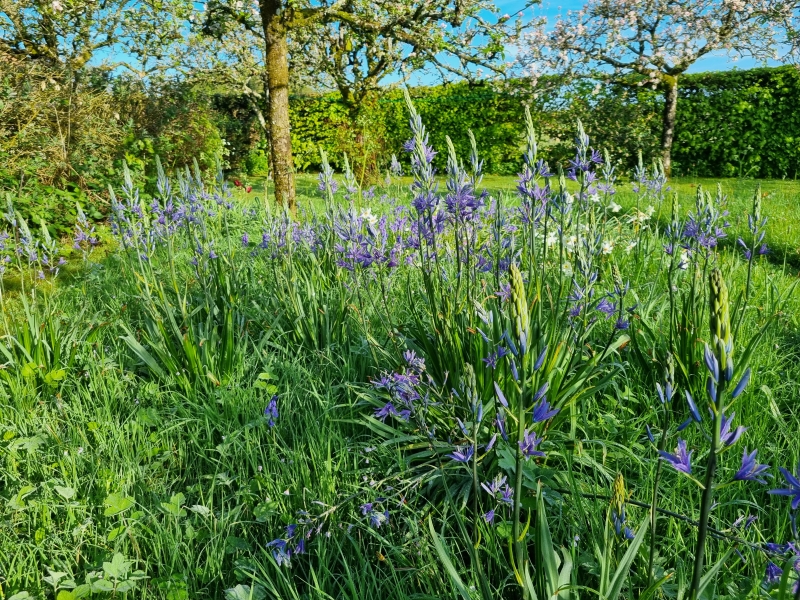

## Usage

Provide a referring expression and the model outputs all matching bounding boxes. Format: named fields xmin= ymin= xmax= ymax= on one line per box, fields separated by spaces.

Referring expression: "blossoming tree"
xmin=519 ymin=0 xmax=798 ymax=173
xmin=202 ymin=0 xmax=523 ymax=209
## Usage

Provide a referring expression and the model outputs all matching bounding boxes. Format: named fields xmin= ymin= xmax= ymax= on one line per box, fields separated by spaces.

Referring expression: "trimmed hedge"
xmin=674 ymin=67 xmax=800 ymax=178
xmin=280 ymin=66 xmax=800 ymax=178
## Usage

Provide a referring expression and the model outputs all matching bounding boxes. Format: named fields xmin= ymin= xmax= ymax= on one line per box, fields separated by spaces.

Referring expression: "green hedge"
xmin=280 ymin=66 xmax=800 ymax=179
xmin=674 ymin=67 xmax=800 ymax=178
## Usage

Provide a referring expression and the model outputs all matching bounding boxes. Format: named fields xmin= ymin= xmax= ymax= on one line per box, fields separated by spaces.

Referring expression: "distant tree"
xmin=520 ymin=0 xmax=799 ymax=173
xmin=201 ymin=0 xmax=525 ymax=208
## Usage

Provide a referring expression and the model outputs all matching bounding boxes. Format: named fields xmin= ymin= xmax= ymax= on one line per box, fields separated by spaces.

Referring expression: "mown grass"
xmin=0 ymin=161 xmax=799 ymax=600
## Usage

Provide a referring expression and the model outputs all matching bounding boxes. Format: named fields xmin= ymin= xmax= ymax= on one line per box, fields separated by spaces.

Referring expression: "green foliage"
xmin=673 ymin=66 xmax=800 ymax=178
xmin=281 ymin=67 xmax=800 ymax=179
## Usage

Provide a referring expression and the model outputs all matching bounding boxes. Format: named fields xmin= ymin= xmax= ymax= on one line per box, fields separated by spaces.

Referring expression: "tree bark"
xmin=660 ymin=74 xmax=678 ymax=176
xmin=259 ymin=0 xmax=296 ymax=209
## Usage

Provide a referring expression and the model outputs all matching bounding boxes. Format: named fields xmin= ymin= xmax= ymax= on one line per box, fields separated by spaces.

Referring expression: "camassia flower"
xmin=264 ymin=395 xmax=278 ymax=428
xmin=448 ymin=446 xmax=475 ymax=463
xmin=659 ymin=439 xmax=693 ymax=475
xmin=733 ymin=448 xmax=770 ymax=484
xmin=519 ymin=430 xmax=545 ymax=458
xmin=769 ymin=464 xmax=800 ymax=510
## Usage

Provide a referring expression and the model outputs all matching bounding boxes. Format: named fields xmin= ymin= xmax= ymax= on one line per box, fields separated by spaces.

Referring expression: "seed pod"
xmin=509 ymin=263 xmax=529 ymax=355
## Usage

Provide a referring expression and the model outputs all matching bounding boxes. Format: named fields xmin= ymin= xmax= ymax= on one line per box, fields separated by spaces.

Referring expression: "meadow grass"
xmin=1 ymin=143 xmax=799 ymax=600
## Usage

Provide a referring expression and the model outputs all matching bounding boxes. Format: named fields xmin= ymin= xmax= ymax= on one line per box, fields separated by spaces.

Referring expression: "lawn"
xmin=1 ymin=150 xmax=800 ymax=600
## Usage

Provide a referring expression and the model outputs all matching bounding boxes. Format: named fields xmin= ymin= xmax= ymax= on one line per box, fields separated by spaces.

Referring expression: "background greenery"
xmin=4 ymin=63 xmax=800 ymax=238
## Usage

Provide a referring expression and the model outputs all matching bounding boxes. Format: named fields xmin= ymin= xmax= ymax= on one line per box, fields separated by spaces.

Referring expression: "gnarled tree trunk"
xmin=660 ymin=74 xmax=678 ymax=176
xmin=259 ymin=0 xmax=295 ymax=209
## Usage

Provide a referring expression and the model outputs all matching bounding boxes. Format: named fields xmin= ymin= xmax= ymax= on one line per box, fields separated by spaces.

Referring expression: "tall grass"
xmin=1 ymin=98 xmax=799 ymax=600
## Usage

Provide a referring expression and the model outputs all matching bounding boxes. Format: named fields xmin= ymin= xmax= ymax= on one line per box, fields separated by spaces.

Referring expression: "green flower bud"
xmin=709 ymin=268 xmax=732 ymax=371
xmin=509 ymin=263 xmax=529 ymax=355
xmin=463 ymin=363 xmax=478 ymax=409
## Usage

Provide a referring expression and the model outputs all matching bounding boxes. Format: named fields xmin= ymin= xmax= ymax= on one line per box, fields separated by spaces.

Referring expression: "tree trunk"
xmin=259 ymin=0 xmax=295 ymax=209
xmin=660 ymin=74 xmax=678 ymax=176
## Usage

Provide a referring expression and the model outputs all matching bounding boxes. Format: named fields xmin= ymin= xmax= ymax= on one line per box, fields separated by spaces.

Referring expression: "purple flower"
xmin=495 ymin=411 xmax=508 ymax=441
xmin=596 ymin=298 xmax=616 ymax=318
xmin=659 ymin=439 xmax=693 ymax=475
xmin=494 ymin=382 xmax=508 ymax=407
xmin=764 ymin=561 xmax=783 ymax=587
xmin=403 ymin=350 xmax=425 ymax=372
xmin=731 ymin=368 xmax=751 ymax=399
xmin=769 ymin=464 xmax=800 ymax=510
xmin=532 ymin=396 xmax=559 ymax=423
xmin=533 ymin=346 xmax=547 ymax=371
xmin=374 ymin=402 xmax=409 ymax=422
xmin=655 ymin=382 xmax=674 ymax=404
xmin=614 ymin=317 xmax=630 ymax=330
xmin=720 ymin=412 xmax=746 ymax=447
xmin=519 ymin=430 xmax=545 ymax=459
xmin=499 ymin=484 xmax=514 ymax=504
xmin=484 ymin=510 xmax=496 ymax=524
xmin=264 ymin=395 xmax=278 ymax=427
xmin=481 ymin=474 xmax=508 ymax=496
xmin=496 ymin=283 xmax=512 ymax=302
xmin=734 ymin=448 xmax=770 ymax=484
xmin=448 ymin=446 xmax=474 ymax=463
xmin=678 ymin=390 xmax=702 ymax=431
xmin=267 ymin=538 xmax=291 ymax=566
xmin=242 ymin=232 xmax=250 ymax=247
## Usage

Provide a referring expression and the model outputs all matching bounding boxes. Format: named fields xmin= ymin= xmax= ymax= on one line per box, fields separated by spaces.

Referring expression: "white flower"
xmin=679 ymin=249 xmax=690 ymax=270
xmin=646 ymin=205 xmax=655 ymax=217
xmin=589 ymin=193 xmax=600 ymax=203
xmin=601 ymin=240 xmax=614 ymax=255
xmin=360 ymin=208 xmax=378 ymax=226
xmin=565 ymin=234 xmax=578 ymax=252
xmin=562 ymin=262 xmax=573 ymax=277
xmin=546 ymin=231 xmax=558 ymax=247
xmin=52 ymin=0 xmax=63 ymax=11
xmin=609 ymin=201 xmax=622 ymax=213
xmin=625 ymin=240 xmax=637 ymax=253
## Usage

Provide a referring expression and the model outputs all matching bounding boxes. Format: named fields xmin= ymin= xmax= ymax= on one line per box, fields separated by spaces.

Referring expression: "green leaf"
xmin=253 ymin=500 xmax=279 ymax=522
xmin=103 ymin=493 xmax=135 ymax=516
xmin=161 ymin=492 xmax=187 ymax=517
xmin=107 ymin=525 xmax=127 ymax=542
xmin=91 ymin=579 xmax=114 ymax=593
xmin=20 ymin=362 xmax=38 ymax=378
xmin=225 ymin=584 xmax=266 ymax=600
xmin=44 ymin=368 xmax=66 ymax=386
xmin=8 ymin=485 xmax=36 ymax=510
xmin=603 ymin=516 xmax=649 ymax=600
xmin=103 ymin=552 xmax=130 ymax=579
xmin=427 ymin=517 xmax=473 ymax=600
xmin=54 ymin=486 xmax=76 ymax=500
xmin=698 ymin=548 xmax=733 ymax=599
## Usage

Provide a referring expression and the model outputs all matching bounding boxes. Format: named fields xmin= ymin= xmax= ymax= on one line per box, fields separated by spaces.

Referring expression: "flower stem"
xmin=689 ymin=388 xmax=723 ymax=600
xmin=512 ymin=356 xmax=528 ymax=578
